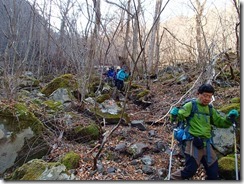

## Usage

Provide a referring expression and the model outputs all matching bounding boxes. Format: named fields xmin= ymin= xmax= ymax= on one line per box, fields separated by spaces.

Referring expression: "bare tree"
xmin=86 ymin=0 xmax=101 ymax=83
xmin=147 ymin=0 xmax=162 ymax=74
xmin=122 ymin=0 xmax=131 ymax=60
xmin=0 ymin=0 xmax=39 ymax=99
xmin=130 ymin=0 xmax=141 ymax=71
xmin=53 ymin=0 xmax=76 ymax=72
xmin=190 ymin=0 xmax=207 ymax=64
xmin=232 ymin=0 xmax=240 ymax=66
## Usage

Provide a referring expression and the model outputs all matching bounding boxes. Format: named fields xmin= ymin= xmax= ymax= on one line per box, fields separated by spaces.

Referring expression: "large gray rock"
xmin=0 ymin=103 xmax=50 ymax=174
xmin=49 ymin=88 xmax=72 ymax=104
xmin=212 ymin=126 xmax=234 ymax=155
xmin=0 ymin=127 xmax=34 ymax=174
xmin=6 ymin=159 xmax=77 ymax=180
xmin=99 ymin=99 xmax=121 ymax=115
xmin=127 ymin=142 xmax=148 ymax=158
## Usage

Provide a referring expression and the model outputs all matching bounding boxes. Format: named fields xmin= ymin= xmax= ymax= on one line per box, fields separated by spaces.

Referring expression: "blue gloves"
xmin=170 ymin=107 xmax=179 ymax=123
xmin=228 ymin=109 xmax=239 ymax=124
xmin=170 ymin=107 xmax=179 ymax=116
xmin=228 ymin=109 xmax=239 ymax=118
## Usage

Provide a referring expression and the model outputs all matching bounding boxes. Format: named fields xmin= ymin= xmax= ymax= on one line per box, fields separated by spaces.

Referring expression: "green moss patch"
xmin=60 ymin=151 xmax=80 ymax=170
xmin=96 ymin=94 xmax=110 ymax=103
xmin=92 ymin=107 xmax=130 ymax=124
xmin=136 ymin=90 xmax=150 ymax=100
xmin=6 ymin=159 xmax=66 ymax=180
xmin=218 ymin=156 xmax=240 ymax=180
xmin=7 ymin=159 xmax=47 ymax=180
xmin=43 ymin=100 xmax=63 ymax=112
xmin=75 ymin=123 xmax=100 ymax=140
xmin=41 ymin=74 xmax=78 ymax=96
xmin=0 ymin=101 xmax=43 ymax=135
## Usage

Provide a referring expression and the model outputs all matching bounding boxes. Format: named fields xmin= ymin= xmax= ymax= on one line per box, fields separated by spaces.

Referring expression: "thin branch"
xmin=153 ymin=70 xmax=203 ymax=125
xmin=163 ymin=27 xmax=196 ymax=50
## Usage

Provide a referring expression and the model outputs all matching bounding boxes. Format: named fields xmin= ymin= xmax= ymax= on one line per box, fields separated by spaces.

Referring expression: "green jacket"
xmin=178 ymin=99 xmax=232 ymax=139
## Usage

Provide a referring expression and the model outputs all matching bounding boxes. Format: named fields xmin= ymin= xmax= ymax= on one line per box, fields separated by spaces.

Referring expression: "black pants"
xmin=116 ymin=79 xmax=124 ymax=91
xmin=181 ymin=153 xmax=219 ymax=180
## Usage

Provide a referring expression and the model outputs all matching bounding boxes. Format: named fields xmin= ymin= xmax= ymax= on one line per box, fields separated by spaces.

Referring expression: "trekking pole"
xmin=167 ymin=129 xmax=175 ymax=180
xmin=230 ymin=115 xmax=239 ymax=180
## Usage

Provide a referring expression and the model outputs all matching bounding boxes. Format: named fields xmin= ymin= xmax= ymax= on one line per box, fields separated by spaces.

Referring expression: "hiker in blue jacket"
xmin=115 ymin=67 xmax=129 ymax=91
xmin=169 ymin=83 xmax=239 ymax=180
xmin=105 ymin=66 xmax=116 ymax=86
xmin=107 ymin=66 xmax=116 ymax=78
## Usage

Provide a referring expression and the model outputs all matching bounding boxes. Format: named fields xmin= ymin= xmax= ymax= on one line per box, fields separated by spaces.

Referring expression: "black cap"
xmin=198 ymin=84 xmax=215 ymax=94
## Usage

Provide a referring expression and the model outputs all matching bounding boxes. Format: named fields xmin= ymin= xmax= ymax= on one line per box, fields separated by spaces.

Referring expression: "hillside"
xmin=1 ymin=58 xmax=240 ymax=181
xmin=43 ymin=77 xmax=240 ymax=180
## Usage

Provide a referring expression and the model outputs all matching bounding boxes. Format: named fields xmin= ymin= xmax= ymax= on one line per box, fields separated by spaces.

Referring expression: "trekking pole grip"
xmin=229 ymin=115 xmax=237 ymax=128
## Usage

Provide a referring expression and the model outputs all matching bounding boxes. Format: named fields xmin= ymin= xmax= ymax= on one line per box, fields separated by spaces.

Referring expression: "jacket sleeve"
xmin=177 ymin=102 xmax=192 ymax=122
xmin=211 ymin=109 xmax=232 ymax=128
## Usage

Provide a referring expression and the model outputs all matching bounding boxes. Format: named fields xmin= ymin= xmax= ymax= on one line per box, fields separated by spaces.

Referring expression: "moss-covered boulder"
xmin=128 ymin=86 xmax=152 ymax=109
xmin=84 ymin=98 xmax=130 ymax=125
xmin=75 ymin=123 xmax=100 ymax=140
xmin=129 ymin=83 xmax=143 ymax=90
xmin=65 ymin=122 xmax=101 ymax=143
xmin=18 ymin=72 xmax=40 ymax=89
xmin=230 ymin=97 xmax=240 ymax=103
xmin=0 ymin=101 xmax=49 ymax=174
xmin=217 ymin=96 xmax=240 ymax=145
xmin=92 ymin=107 xmax=130 ymax=124
xmin=88 ymin=80 xmax=103 ymax=94
xmin=136 ymin=89 xmax=150 ymax=100
xmin=0 ymin=101 xmax=43 ymax=139
xmin=96 ymin=94 xmax=110 ymax=103
xmin=60 ymin=151 xmax=80 ymax=170
xmin=43 ymin=100 xmax=63 ymax=113
xmin=6 ymin=159 xmax=47 ymax=180
xmin=218 ymin=156 xmax=241 ymax=180
xmin=5 ymin=159 xmax=76 ymax=180
xmin=41 ymin=74 xmax=78 ymax=96
xmin=218 ymin=97 xmax=240 ymax=114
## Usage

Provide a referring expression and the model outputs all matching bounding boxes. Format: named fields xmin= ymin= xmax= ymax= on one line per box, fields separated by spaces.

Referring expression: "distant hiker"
xmin=105 ymin=66 xmax=116 ymax=86
xmin=107 ymin=66 xmax=115 ymax=78
xmin=169 ymin=83 xmax=239 ymax=180
xmin=114 ymin=66 xmax=120 ymax=87
xmin=115 ymin=67 xmax=129 ymax=91
xmin=116 ymin=66 xmax=121 ymax=72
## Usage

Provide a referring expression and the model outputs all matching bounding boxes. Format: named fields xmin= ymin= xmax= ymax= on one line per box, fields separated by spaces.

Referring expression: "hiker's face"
xmin=199 ymin=92 xmax=213 ymax=106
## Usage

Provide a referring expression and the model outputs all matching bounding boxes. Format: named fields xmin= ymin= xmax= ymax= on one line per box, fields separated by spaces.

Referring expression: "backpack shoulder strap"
xmin=190 ymin=99 xmax=198 ymax=117
xmin=181 ymin=99 xmax=197 ymax=138
xmin=208 ymin=104 xmax=213 ymax=113
xmin=208 ymin=104 xmax=213 ymax=124
xmin=186 ymin=99 xmax=198 ymax=121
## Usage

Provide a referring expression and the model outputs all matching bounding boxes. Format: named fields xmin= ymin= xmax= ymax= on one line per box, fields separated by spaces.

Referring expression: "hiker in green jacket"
xmin=169 ymin=83 xmax=239 ymax=180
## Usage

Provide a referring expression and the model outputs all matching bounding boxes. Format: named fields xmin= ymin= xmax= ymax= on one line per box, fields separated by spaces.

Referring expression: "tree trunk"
xmin=194 ymin=0 xmax=207 ymax=64
xmin=147 ymin=0 xmax=162 ymax=74
xmin=131 ymin=0 xmax=141 ymax=71
xmin=122 ymin=0 xmax=131 ymax=60
xmin=232 ymin=0 xmax=240 ymax=66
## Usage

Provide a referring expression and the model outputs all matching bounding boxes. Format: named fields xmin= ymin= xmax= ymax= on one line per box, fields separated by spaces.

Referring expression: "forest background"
xmin=0 ymin=0 xmax=240 ymax=97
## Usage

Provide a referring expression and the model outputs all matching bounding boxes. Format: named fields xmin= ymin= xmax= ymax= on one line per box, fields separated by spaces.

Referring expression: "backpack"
xmin=117 ymin=70 xmax=126 ymax=80
xmin=173 ymin=98 xmax=213 ymax=143
xmin=107 ymin=69 xmax=115 ymax=78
